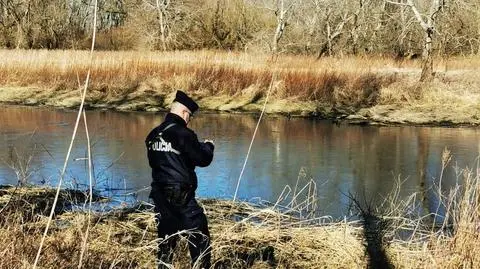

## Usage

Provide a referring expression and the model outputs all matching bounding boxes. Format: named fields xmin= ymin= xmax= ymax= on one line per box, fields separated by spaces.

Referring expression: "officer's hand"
xmin=204 ymin=139 xmax=214 ymax=146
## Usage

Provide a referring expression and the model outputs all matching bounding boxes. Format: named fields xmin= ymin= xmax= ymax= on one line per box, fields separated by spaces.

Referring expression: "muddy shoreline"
xmin=1 ymin=50 xmax=479 ymax=128
xmin=1 ymin=86 xmax=479 ymax=128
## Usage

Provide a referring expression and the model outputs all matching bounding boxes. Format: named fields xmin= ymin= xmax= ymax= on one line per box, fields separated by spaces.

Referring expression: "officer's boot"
xmin=157 ymin=238 xmax=176 ymax=269
xmin=189 ymin=233 xmax=211 ymax=269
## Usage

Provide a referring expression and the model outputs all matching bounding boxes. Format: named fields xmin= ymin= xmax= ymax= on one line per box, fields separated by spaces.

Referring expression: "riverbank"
xmin=0 ymin=185 xmax=366 ymax=268
xmin=1 ymin=166 xmax=479 ymax=269
xmin=1 ymin=50 xmax=479 ymax=126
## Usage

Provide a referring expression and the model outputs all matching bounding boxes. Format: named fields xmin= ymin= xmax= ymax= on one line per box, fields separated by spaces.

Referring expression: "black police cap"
xmin=174 ymin=90 xmax=199 ymax=114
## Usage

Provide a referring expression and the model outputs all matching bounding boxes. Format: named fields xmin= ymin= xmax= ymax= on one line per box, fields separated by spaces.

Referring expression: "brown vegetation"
xmin=1 ymin=0 xmax=479 ymax=88
xmin=0 ymin=186 xmax=366 ymax=268
xmin=0 ymin=49 xmax=396 ymax=113
xmin=1 ymin=0 xmax=479 ymax=58
xmin=1 ymin=154 xmax=479 ymax=268
xmin=1 ymin=49 xmax=480 ymax=125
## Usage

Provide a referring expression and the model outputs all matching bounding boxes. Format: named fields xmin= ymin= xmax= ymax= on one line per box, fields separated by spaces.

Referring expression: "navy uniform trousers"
xmin=152 ymin=190 xmax=211 ymax=269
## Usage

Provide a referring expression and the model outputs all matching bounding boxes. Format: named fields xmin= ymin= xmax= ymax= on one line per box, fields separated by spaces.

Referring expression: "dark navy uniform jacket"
xmin=145 ymin=113 xmax=214 ymax=195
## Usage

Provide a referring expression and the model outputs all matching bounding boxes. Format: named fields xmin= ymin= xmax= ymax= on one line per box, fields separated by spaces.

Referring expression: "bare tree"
xmin=155 ymin=0 xmax=170 ymax=51
xmin=350 ymin=0 xmax=373 ymax=55
xmin=1 ymin=0 xmax=479 ymax=55
xmin=455 ymin=0 xmax=480 ymax=55
xmin=387 ymin=0 xmax=446 ymax=81
xmin=264 ymin=0 xmax=296 ymax=54
xmin=1 ymin=0 xmax=33 ymax=48
xmin=368 ymin=0 xmax=387 ymax=53
xmin=211 ymin=0 xmax=231 ymax=48
xmin=138 ymin=0 xmax=177 ymax=50
xmin=301 ymin=0 xmax=321 ymax=53
xmin=317 ymin=1 xmax=351 ymax=57
xmin=397 ymin=3 xmax=411 ymax=56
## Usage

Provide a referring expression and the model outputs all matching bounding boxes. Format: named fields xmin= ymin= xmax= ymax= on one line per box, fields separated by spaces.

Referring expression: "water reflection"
xmin=1 ymin=105 xmax=479 ymax=218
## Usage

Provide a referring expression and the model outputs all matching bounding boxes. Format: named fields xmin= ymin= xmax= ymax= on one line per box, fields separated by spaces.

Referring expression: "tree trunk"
xmin=16 ymin=23 xmax=23 ymax=48
xmin=351 ymin=13 xmax=359 ymax=55
xmin=271 ymin=0 xmax=294 ymax=55
xmin=398 ymin=6 xmax=406 ymax=56
xmin=478 ymin=22 xmax=480 ymax=55
xmin=326 ymin=21 xmax=332 ymax=56
xmin=156 ymin=0 xmax=168 ymax=51
xmin=272 ymin=22 xmax=283 ymax=54
xmin=317 ymin=42 xmax=328 ymax=58
xmin=350 ymin=0 xmax=363 ymax=55
xmin=272 ymin=5 xmax=286 ymax=54
xmin=370 ymin=1 xmax=386 ymax=53
xmin=159 ymin=10 xmax=166 ymax=51
xmin=404 ymin=0 xmax=442 ymax=82
xmin=420 ymin=28 xmax=434 ymax=81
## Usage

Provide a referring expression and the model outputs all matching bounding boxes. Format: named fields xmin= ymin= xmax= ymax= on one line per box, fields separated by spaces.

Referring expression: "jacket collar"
xmin=165 ymin=112 xmax=187 ymax=126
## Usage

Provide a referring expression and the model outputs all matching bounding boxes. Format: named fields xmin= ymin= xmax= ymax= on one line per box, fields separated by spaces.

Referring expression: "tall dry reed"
xmin=387 ymin=151 xmax=480 ymax=268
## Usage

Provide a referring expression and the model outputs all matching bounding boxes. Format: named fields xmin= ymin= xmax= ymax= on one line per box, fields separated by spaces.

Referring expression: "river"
xmin=1 ymin=105 xmax=479 ymax=218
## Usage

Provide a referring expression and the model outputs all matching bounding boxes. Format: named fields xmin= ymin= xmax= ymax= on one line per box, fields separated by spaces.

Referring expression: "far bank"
xmin=1 ymin=50 xmax=479 ymax=126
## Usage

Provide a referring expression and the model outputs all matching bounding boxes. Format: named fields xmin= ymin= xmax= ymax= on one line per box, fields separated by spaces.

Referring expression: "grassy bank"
xmin=0 ymin=186 xmax=366 ymax=268
xmin=1 ymin=50 xmax=479 ymax=125
xmin=1 ymin=160 xmax=479 ymax=268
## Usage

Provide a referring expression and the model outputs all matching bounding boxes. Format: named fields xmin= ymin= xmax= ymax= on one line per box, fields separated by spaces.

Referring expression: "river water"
xmin=1 ymin=106 xmax=479 ymax=218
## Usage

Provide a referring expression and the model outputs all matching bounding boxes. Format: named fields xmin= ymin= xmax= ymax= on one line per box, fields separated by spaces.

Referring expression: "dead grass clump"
xmin=0 ymin=185 xmax=100 ymax=223
xmin=385 ymin=152 xmax=480 ymax=268
xmin=0 ymin=185 xmax=368 ymax=268
xmin=213 ymin=223 xmax=365 ymax=268
xmin=425 ymin=166 xmax=480 ymax=268
xmin=187 ymin=65 xmax=270 ymax=97
xmin=0 ymin=212 xmax=157 ymax=269
xmin=367 ymin=75 xmax=480 ymax=125
xmin=350 ymin=74 xmax=393 ymax=107
xmin=281 ymin=70 xmax=346 ymax=101
xmin=332 ymin=73 xmax=393 ymax=110
xmin=187 ymin=66 xmax=253 ymax=96
xmin=0 ymin=186 xmax=157 ymax=268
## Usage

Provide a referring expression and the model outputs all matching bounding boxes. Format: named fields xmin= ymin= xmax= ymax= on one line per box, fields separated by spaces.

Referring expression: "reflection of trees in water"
xmin=0 ymin=106 xmax=159 ymax=141
xmin=192 ymin=117 xmax=456 ymax=213
xmin=193 ymin=114 xmax=259 ymax=139
xmin=2 ymin=106 xmax=480 ymax=213
xmin=343 ymin=127 xmax=427 ymax=211
xmin=416 ymin=128 xmax=431 ymax=216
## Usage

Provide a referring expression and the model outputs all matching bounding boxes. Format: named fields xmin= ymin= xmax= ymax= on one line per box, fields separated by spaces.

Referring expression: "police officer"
xmin=145 ymin=90 xmax=214 ymax=269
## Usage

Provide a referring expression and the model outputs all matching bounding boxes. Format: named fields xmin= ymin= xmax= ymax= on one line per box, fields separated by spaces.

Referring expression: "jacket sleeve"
xmin=183 ymin=130 xmax=214 ymax=167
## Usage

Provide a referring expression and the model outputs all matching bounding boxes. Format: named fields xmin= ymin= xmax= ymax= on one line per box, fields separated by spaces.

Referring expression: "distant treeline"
xmin=1 ymin=0 xmax=479 ymax=57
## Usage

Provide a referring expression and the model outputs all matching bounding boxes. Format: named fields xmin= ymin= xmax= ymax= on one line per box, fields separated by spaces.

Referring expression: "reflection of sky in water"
xmin=1 ymin=106 xmax=480 ymax=218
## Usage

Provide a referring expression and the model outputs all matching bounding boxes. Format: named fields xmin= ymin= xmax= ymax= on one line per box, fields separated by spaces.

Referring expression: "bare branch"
xmin=406 ymin=0 xmax=429 ymax=31
xmin=385 ymin=0 xmax=410 ymax=7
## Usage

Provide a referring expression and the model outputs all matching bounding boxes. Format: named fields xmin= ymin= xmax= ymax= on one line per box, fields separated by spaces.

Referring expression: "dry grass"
xmin=1 ymin=155 xmax=479 ymax=269
xmin=376 ymin=150 xmax=480 ymax=269
xmin=0 ymin=50 xmax=399 ymax=113
xmin=1 ymin=49 xmax=480 ymax=122
xmin=350 ymin=70 xmax=480 ymax=125
xmin=0 ymin=185 xmax=366 ymax=269
xmin=0 ymin=187 xmax=157 ymax=268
